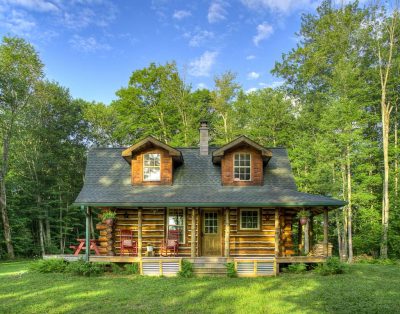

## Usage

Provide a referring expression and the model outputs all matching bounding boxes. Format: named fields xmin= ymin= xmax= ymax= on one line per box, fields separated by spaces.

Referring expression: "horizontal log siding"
xmin=228 ymin=208 xmax=294 ymax=257
xmin=110 ymin=207 xmax=294 ymax=257
xmin=114 ymin=208 xmax=165 ymax=255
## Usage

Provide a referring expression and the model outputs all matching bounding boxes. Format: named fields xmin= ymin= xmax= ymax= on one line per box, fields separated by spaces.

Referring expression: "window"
xmin=240 ymin=209 xmax=260 ymax=230
xmin=234 ymin=153 xmax=251 ymax=181
xmin=204 ymin=212 xmax=218 ymax=234
xmin=143 ymin=153 xmax=161 ymax=181
xmin=167 ymin=208 xmax=185 ymax=243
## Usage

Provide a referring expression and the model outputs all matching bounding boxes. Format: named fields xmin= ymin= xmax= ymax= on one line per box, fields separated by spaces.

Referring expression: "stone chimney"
xmin=199 ymin=121 xmax=209 ymax=156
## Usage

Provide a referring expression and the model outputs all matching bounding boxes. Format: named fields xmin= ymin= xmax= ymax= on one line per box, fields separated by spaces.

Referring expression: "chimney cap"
xmin=200 ymin=121 xmax=208 ymax=128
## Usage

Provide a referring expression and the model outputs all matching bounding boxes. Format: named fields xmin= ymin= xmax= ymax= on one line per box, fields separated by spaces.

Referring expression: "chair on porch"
xmin=160 ymin=230 xmax=180 ymax=257
xmin=119 ymin=229 xmax=138 ymax=256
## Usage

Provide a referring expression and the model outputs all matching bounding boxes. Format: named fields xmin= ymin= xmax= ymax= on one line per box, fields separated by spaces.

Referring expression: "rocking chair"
xmin=119 ymin=229 xmax=138 ymax=256
xmin=160 ymin=230 xmax=180 ymax=257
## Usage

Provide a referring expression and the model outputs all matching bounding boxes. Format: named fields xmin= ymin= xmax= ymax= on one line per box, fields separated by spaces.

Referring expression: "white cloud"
xmin=197 ymin=82 xmax=207 ymax=89
xmin=246 ymin=87 xmax=258 ymax=94
xmin=69 ymin=35 xmax=111 ymax=52
xmin=188 ymin=51 xmax=218 ymax=77
xmin=241 ymin=0 xmax=316 ymax=14
xmin=184 ymin=29 xmax=214 ymax=47
xmin=173 ymin=9 xmax=191 ymax=20
xmin=247 ymin=71 xmax=260 ymax=80
xmin=208 ymin=0 xmax=228 ymax=23
xmin=3 ymin=0 xmax=59 ymax=12
xmin=253 ymin=22 xmax=273 ymax=46
xmin=246 ymin=55 xmax=256 ymax=60
xmin=0 ymin=9 xmax=36 ymax=35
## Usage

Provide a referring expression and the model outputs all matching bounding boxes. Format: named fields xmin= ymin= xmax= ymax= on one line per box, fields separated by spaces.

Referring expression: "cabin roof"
xmin=74 ymin=147 xmax=345 ymax=208
xmin=212 ymin=135 xmax=272 ymax=164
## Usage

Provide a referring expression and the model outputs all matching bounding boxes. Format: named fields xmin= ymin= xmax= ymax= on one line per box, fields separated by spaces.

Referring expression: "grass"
xmin=0 ymin=261 xmax=399 ymax=314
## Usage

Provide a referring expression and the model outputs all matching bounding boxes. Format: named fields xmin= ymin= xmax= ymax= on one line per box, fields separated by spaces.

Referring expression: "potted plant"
xmin=297 ymin=210 xmax=310 ymax=225
xmin=102 ymin=210 xmax=117 ymax=226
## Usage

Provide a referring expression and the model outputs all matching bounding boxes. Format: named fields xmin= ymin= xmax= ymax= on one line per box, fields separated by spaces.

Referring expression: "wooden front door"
xmin=201 ymin=209 xmax=222 ymax=256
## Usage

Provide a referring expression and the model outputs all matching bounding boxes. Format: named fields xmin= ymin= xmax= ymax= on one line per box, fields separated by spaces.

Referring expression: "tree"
xmin=211 ymin=72 xmax=240 ymax=144
xmin=0 ymin=37 xmax=43 ymax=258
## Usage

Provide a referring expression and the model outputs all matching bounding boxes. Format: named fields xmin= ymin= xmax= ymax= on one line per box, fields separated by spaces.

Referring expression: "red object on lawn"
xmin=70 ymin=239 xmax=100 ymax=256
xmin=120 ymin=229 xmax=138 ymax=256
xmin=160 ymin=230 xmax=179 ymax=257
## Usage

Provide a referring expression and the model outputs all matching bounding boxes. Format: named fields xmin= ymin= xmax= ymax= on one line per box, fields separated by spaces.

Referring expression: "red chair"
xmin=120 ymin=229 xmax=137 ymax=256
xmin=160 ymin=230 xmax=180 ymax=257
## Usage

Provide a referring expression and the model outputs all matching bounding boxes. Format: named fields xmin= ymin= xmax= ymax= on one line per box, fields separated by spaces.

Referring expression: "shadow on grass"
xmin=0 ymin=263 xmax=399 ymax=314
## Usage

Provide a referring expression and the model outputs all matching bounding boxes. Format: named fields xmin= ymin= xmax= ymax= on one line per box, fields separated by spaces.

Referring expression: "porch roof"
xmin=74 ymin=147 xmax=345 ymax=209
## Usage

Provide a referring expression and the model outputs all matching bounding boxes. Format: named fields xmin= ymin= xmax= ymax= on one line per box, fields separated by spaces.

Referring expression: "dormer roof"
xmin=212 ymin=135 xmax=273 ymax=164
xmin=121 ymin=136 xmax=183 ymax=165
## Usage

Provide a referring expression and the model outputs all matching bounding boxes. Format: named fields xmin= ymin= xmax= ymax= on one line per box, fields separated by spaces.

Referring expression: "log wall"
xmin=105 ymin=207 xmax=293 ymax=257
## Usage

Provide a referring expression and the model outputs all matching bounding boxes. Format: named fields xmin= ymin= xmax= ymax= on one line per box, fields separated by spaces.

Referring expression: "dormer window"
xmin=234 ymin=153 xmax=251 ymax=181
xmin=143 ymin=153 xmax=161 ymax=181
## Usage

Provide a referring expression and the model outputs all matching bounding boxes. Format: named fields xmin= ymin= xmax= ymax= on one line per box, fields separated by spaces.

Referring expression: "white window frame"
xmin=166 ymin=208 xmax=186 ymax=244
xmin=233 ymin=152 xmax=252 ymax=181
xmin=239 ymin=208 xmax=260 ymax=230
xmin=143 ymin=153 xmax=161 ymax=181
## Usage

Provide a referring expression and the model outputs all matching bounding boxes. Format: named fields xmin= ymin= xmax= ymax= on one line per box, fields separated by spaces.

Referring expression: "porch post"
xmin=191 ymin=208 xmax=196 ymax=257
xmin=309 ymin=213 xmax=314 ymax=249
xmin=297 ymin=217 xmax=302 ymax=253
xmin=138 ymin=207 xmax=143 ymax=258
xmin=274 ymin=208 xmax=280 ymax=257
xmin=323 ymin=207 xmax=329 ymax=257
xmin=224 ymin=208 xmax=230 ymax=257
xmin=85 ymin=206 xmax=90 ymax=262
xmin=304 ymin=209 xmax=310 ymax=254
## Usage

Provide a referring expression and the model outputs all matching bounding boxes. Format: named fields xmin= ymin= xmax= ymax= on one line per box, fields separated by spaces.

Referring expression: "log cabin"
xmin=73 ymin=122 xmax=345 ymax=276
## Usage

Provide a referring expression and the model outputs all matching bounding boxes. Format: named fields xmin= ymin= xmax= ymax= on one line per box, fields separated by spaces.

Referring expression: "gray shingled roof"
xmin=74 ymin=147 xmax=345 ymax=208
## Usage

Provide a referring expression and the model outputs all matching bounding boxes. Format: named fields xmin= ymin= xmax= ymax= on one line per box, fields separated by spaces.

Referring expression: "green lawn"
xmin=0 ymin=261 xmax=399 ymax=314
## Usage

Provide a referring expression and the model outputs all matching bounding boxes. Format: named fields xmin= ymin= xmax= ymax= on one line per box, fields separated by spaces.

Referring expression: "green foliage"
xmin=124 ymin=263 xmax=139 ymax=274
xmin=225 ymin=262 xmax=237 ymax=278
xmin=102 ymin=210 xmax=117 ymax=221
xmin=65 ymin=260 xmax=106 ymax=277
xmin=177 ymin=259 xmax=194 ymax=278
xmin=314 ymin=257 xmax=348 ymax=276
xmin=296 ymin=210 xmax=310 ymax=219
xmin=29 ymin=259 xmax=68 ymax=273
xmin=284 ymin=263 xmax=307 ymax=274
xmin=354 ymin=255 xmax=398 ymax=265
xmin=109 ymin=263 xmax=139 ymax=275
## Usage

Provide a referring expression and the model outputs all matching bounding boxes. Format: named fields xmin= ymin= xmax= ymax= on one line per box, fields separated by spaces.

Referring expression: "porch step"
xmin=191 ymin=257 xmax=228 ymax=276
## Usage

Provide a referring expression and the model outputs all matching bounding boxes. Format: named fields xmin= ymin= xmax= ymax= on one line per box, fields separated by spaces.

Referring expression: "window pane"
xmin=168 ymin=209 xmax=184 ymax=243
xmin=204 ymin=212 xmax=218 ymax=234
xmin=241 ymin=210 xmax=259 ymax=229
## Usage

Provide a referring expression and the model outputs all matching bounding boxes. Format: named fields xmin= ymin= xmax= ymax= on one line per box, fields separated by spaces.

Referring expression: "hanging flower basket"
xmin=299 ymin=217 xmax=308 ymax=225
xmin=297 ymin=210 xmax=310 ymax=225
xmin=102 ymin=210 xmax=117 ymax=226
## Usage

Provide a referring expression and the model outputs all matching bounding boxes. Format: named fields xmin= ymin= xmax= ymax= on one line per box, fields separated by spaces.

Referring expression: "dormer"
xmin=212 ymin=136 xmax=272 ymax=186
xmin=122 ymin=136 xmax=183 ymax=186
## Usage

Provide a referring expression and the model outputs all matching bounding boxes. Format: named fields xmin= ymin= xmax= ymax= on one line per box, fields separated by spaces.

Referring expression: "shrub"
xmin=225 ymin=262 xmax=237 ymax=278
xmin=285 ymin=263 xmax=307 ymax=274
xmin=124 ymin=263 xmax=139 ymax=274
xmin=65 ymin=260 xmax=106 ymax=276
xmin=178 ymin=259 xmax=194 ymax=278
xmin=30 ymin=259 xmax=69 ymax=273
xmin=354 ymin=255 xmax=398 ymax=265
xmin=102 ymin=210 xmax=116 ymax=222
xmin=315 ymin=257 xmax=348 ymax=276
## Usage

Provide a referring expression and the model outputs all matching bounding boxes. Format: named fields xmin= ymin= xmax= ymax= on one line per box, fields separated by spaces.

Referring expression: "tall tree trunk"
xmin=377 ymin=10 xmax=397 ymax=258
xmin=45 ymin=208 xmax=51 ymax=247
xmin=39 ymin=219 xmax=45 ymax=256
xmin=0 ymin=130 xmax=15 ymax=258
xmin=346 ymin=145 xmax=353 ymax=263
xmin=341 ymin=163 xmax=348 ymax=260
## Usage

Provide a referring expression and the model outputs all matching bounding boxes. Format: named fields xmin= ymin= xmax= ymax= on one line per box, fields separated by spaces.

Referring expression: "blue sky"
xmin=0 ymin=0 xmax=345 ymax=104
